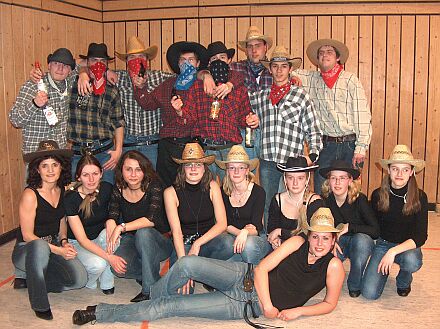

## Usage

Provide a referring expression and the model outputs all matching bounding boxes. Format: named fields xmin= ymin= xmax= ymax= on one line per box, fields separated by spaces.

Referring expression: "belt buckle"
xmin=80 ymin=147 xmax=93 ymax=156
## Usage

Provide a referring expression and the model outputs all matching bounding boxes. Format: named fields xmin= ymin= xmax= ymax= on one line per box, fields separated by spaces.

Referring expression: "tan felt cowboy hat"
xmin=379 ymin=144 xmax=425 ymax=173
xmin=305 ymin=207 xmax=343 ymax=233
xmin=23 ymin=140 xmax=73 ymax=163
xmin=115 ymin=36 xmax=158 ymax=61
xmin=261 ymin=45 xmax=302 ymax=71
xmin=215 ymin=145 xmax=259 ymax=172
xmin=172 ymin=142 xmax=215 ymax=165
xmin=238 ymin=26 xmax=273 ymax=51
xmin=306 ymin=38 xmax=349 ymax=66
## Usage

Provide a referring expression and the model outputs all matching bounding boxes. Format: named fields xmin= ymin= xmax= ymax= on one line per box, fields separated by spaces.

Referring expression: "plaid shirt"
xmin=9 ymin=74 xmax=75 ymax=154
xmin=230 ymin=60 xmax=273 ymax=93
xmin=250 ymin=85 xmax=323 ymax=163
xmin=117 ymin=70 xmax=174 ymax=137
xmin=295 ymin=69 xmax=372 ymax=155
xmin=69 ymin=77 xmax=125 ymax=142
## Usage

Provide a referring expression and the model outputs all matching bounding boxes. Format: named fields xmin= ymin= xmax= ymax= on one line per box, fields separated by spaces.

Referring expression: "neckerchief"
xmin=127 ymin=57 xmax=148 ymax=78
xmin=269 ymin=81 xmax=292 ymax=105
xmin=175 ymin=61 xmax=197 ymax=91
xmin=209 ymin=59 xmax=229 ymax=84
xmin=321 ymin=63 xmax=343 ymax=89
xmin=249 ymin=61 xmax=265 ymax=78
xmin=47 ymin=73 xmax=68 ymax=98
xmin=89 ymin=62 xmax=107 ymax=95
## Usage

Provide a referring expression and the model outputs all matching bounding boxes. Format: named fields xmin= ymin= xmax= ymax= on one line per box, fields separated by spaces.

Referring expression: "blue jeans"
xmin=123 ymin=134 xmax=159 ymax=170
xmin=361 ymin=238 xmax=423 ymax=300
xmin=69 ymin=229 xmax=114 ymax=290
xmin=259 ymin=159 xmax=283 ymax=232
xmin=337 ymin=233 xmax=374 ymax=292
xmin=71 ymin=145 xmax=113 ymax=184
xmin=12 ymin=239 xmax=87 ymax=311
xmin=113 ymin=228 xmax=173 ymax=295
xmin=169 ymin=233 xmax=234 ymax=266
xmin=315 ymin=140 xmax=355 ymax=194
xmin=95 ymin=256 xmax=261 ymax=323
xmin=205 ymin=147 xmax=232 ymax=182
xmin=224 ymin=233 xmax=271 ymax=265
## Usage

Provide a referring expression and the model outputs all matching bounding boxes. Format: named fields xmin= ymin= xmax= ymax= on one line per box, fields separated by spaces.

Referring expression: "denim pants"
xmin=224 ymin=233 xmax=271 ymax=265
xmin=156 ymin=138 xmax=190 ymax=187
xmin=337 ymin=233 xmax=375 ymax=292
xmin=123 ymin=134 xmax=159 ymax=170
xmin=69 ymin=229 xmax=114 ymax=290
xmin=259 ymin=159 xmax=283 ymax=232
xmin=95 ymin=256 xmax=261 ymax=323
xmin=12 ymin=239 xmax=87 ymax=311
xmin=169 ymin=233 xmax=234 ymax=266
xmin=315 ymin=140 xmax=355 ymax=194
xmin=361 ymin=238 xmax=423 ymax=300
xmin=113 ymin=228 xmax=173 ymax=295
xmin=71 ymin=144 xmax=113 ymax=184
xmin=205 ymin=147 xmax=232 ymax=183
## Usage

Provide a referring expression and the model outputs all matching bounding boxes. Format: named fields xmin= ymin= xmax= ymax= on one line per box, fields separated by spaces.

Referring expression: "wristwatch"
xmin=120 ymin=223 xmax=126 ymax=233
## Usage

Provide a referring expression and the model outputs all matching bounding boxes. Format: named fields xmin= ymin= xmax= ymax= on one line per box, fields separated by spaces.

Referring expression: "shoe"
xmin=202 ymin=283 xmax=216 ymax=292
xmin=13 ymin=278 xmax=27 ymax=289
xmin=72 ymin=308 xmax=96 ymax=325
xmin=34 ymin=309 xmax=53 ymax=320
xmin=397 ymin=286 xmax=411 ymax=297
xmin=102 ymin=287 xmax=114 ymax=295
xmin=349 ymin=290 xmax=361 ymax=298
xmin=86 ymin=305 xmax=97 ymax=312
xmin=136 ymin=279 xmax=142 ymax=286
xmin=130 ymin=291 xmax=150 ymax=303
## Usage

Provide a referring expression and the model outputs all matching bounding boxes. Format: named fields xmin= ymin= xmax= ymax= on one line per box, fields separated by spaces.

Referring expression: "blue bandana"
xmin=249 ymin=61 xmax=265 ymax=78
xmin=175 ymin=61 xmax=197 ymax=90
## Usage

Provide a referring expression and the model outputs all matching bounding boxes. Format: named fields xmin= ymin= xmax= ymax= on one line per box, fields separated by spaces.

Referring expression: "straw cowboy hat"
xmin=305 ymin=207 xmax=343 ymax=233
xmin=23 ymin=140 xmax=73 ymax=163
xmin=319 ymin=159 xmax=360 ymax=180
xmin=172 ymin=142 xmax=215 ymax=165
xmin=379 ymin=144 xmax=425 ymax=173
xmin=215 ymin=145 xmax=259 ymax=171
xmin=238 ymin=26 xmax=273 ymax=51
xmin=115 ymin=36 xmax=158 ymax=61
xmin=261 ymin=45 xmax=302 ymax=71
xmin=277 ymin=156 xmax=318 ymax=173
xmin=306 ymin=38 xmax=349 ymax=66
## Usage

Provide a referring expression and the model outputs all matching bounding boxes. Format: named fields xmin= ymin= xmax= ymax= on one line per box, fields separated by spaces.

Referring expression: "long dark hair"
xmin=115 ymin=150 xmax=158 ymax=191
xmin=174 ymin=163 xmax=213 ymax=192
xmin=27 ymin=155 xmax=71 ymax=189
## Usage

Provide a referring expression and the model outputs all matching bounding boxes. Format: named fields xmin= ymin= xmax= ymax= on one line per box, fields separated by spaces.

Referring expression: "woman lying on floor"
xmin=72 ymin=207 xmax=345 ymax=326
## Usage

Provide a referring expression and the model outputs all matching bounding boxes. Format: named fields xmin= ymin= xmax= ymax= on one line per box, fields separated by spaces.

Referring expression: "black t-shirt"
xmin=65 ymin=181 xmax=112 ymax=240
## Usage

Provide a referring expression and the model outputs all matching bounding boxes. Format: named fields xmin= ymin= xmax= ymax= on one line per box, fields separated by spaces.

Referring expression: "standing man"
xmin=296 ymin=39 xmax=372 ymax=193
xmin=69 ymin=43 xmax=125 ymax=183
xmin=249 ymin=46 xmax=322 ymax=229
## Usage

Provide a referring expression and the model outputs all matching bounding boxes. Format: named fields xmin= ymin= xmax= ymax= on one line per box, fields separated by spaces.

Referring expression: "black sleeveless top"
xmin=268 ymin=240 xmax=334 ymax=310
xmin=175 ymin=182 xmax=215 ymax=235
xmin=16 ymin=188 xmax=65 ymax=243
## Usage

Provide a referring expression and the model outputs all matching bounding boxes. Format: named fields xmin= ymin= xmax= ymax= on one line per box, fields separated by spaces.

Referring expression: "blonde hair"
xmin=222 ymin=169 xmax=255 ymax=196
xmin=321 ymin=176 xmax=360 ymax=204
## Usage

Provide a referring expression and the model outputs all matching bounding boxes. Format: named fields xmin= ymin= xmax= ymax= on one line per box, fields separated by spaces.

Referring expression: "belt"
xmin=201 ymin=138 xmax=234 ymax=151
xmin=163 ymin=137 xmax=192 ymax=148
xmin=323 ymin=134 xmax=356 ymax=143
xmin=73 ymin=142 xmax=114 ymax=156
xmin=71 ymin=138 xmax=111 ymax=147
xmin=123 ymin=140 xmax=159 ymax=147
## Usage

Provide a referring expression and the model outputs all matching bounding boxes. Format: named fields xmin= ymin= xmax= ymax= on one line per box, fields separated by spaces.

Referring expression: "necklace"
xmin=308 ymin=250 xmax=317 ymax=257
xmin=287 ymin=190 xmax=303 ymax=207
xmin=232 ymin=182 xmax=249 ymax=205
xmin=47 ymin=73 xmax=68 ymax=98
xmin=389 ymin=189 xmax=407 ymax=203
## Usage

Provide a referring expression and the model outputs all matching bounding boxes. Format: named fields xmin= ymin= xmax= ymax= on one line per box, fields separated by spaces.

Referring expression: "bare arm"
xmin=164 ymin=186 xmax=186 ymax=259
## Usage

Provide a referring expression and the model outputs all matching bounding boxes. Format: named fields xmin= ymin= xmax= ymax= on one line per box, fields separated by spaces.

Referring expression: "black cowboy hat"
xmin=166 ymin=41 xmax=208 ymax=74
xmin=47 ymin=48 xmax=75 ymax=70
xmin=277 ymin=156 xmax=319 ymax=172
xmin=319 ymin=160 xmax=360 ymax=179
xmin=207 ymin=41 xmax=235 ymax=60
xmin=79 ymin=43 xmax=114 ymax=60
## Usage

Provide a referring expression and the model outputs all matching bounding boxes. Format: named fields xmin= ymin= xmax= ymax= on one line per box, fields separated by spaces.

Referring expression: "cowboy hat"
xmin=305 ymin=207 xmax=343 ymax=233
xmin=47 ymin=48 xmax=75 ymax=70
xmin=79 ymin=43 xmax=114 ymax=60
xmin=306 ymin=38 xmax=349 ymax=66
xmin=277 ymin=156 xmax=318 ymax=173
xmin=23 ymin=140 xmax=73 ymax=163
xmin=115 ymin=36 xmax=158 ymax=61
xmin=215 ymin=145 xmax=259 ymax=171
xmin=166 ymin=41 xmax=208 ymax=74
xmin=172 ymin=142 xmax=215 ymax=165
xmin=207 ymin=41 xmax=235 ymax=60
xmin=379 ymin=144 xmax=425 ymax=173
xmin=238 ymin=26 xmax=273 ymax=51
xmin=261 ymin=45 xmax=302 ymax=70
xmin=319 ymin=160 xmax=360 ymax=180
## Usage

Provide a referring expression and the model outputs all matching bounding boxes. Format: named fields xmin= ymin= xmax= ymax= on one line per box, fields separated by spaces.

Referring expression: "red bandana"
xmin=321 ymin=63 xmax=343 ymax=89
xmin=269 ymin=81 xmax=292 ymax=105
xmin=128 ymin=57 xmax=148 ymax=78
xmin=89 ymin=62 xmax=107 ymax=95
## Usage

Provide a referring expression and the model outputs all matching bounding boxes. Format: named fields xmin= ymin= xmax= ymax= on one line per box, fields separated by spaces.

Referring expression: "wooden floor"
xmin=0 ymin=212 xmax=439 ymax=329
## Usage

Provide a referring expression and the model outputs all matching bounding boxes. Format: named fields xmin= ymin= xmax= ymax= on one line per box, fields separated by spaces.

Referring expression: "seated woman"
xmin=216 ymin=145 xmax=270 ymax=264
xmin=267 ymin=156 xmax=322 ymax=249
xmin=362 ymin=145 xmax=428 ymax=299
xmin=11 ymin=141 xmax=87 ymax=320
xmin=73 ymin=207 xmax=345 ymax=325
xmin=319 ymin=160 xmax=379 ymax=298
xmin=164 ymin=142 xmax=231 ymax=267
xmin=107 ymin=150 xmax=173 ymax=303
xmin=65 ymin=154 xmax=126 ymax=295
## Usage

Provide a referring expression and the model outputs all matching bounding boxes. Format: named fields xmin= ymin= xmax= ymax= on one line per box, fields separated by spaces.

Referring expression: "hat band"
xmin=271 ymin=57 xmax=290 ymax=62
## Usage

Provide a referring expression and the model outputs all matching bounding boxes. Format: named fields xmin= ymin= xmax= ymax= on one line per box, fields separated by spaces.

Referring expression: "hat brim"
xmin=23 ymin=149 xmax=73 ymax=164
xmin=172 ymin=154 xmax=215 ymax=165
xmin=166 ymin=42 xmax=208 ymax=74
xmin=277 ymin=163 xmax=318 ymax=173
xmin=305 ymin=223 xmax=344 ymax=233
xmin=319 ymin=166 xmax=360 ymax=180
xmin=115 ymin=45 xmax=158 ymax=61
xmin=238 ymin=36 xmax=273 ymax=52
xmin=262 ymin=57 xmax=302 ymax=71
xmin=215 ymin=158 xmax=259 ymax=172
xmin=379 ymin=159 xmax=425 ymax=173
xmin=79 ymin=55 xmax=115 ymax=61
xmin=306 ymin=39 xmax=349 ymax=66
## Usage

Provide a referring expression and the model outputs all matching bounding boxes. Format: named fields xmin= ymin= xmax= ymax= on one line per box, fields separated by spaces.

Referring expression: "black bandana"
xmin=209 ymin=60 xmax=229 ymax=84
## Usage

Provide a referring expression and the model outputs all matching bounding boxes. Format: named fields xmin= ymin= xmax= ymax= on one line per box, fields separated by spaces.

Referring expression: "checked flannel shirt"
xmin=230 ymin=60 xmax=273 ymax=93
